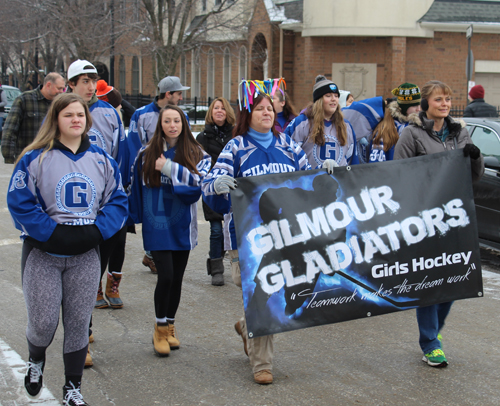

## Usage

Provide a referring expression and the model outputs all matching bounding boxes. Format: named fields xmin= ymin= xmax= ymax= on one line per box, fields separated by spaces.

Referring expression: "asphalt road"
xmin=0 ymin=158 xmax=499 ymax=406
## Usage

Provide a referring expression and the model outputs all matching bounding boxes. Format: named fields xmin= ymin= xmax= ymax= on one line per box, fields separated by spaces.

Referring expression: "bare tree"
xmin=140 ymin=0 xmax=255 ymax=83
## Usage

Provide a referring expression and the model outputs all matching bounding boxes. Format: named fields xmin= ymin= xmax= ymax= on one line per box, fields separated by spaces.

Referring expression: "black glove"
xmin=463 ymin=143 xmax=480 ymax=160
xmin=26 ymin=224 xmax=103 ymax=255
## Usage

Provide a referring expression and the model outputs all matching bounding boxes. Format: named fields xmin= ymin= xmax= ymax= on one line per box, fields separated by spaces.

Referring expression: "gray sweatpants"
xmin=22 ymin=244 xmax=100 ymax=364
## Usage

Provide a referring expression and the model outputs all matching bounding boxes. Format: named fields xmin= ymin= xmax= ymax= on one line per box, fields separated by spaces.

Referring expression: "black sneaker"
xmin=63 ymin=382 xmax=89 ymax=405
xmin=24 ymin=358 xmax=44 ymax=398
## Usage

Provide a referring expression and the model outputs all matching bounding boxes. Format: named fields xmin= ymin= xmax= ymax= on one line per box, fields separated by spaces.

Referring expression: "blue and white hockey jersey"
xmin=88 ymin=99 xmax=129 ymax=182
xmin=128 ymin=146 xmax=211 ymax=251
xmin=127 ymin=99 xmax=191 ymax=184
xmin=7 ymin=138 xmax=128 ymax=243
xmin=342 ymin=96 xmax=385 ymax=163
xmin=202 ymin=133 xmax=311 ymax=250
xmin=284 ymin=114 xmax=359 ymax=168
xmin=368 ymin=139 xmax=395 ymax=163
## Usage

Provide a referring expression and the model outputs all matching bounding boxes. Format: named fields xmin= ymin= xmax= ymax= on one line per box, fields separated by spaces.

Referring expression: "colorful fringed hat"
xmin=238 ymin=78 xmax=286 ymax=112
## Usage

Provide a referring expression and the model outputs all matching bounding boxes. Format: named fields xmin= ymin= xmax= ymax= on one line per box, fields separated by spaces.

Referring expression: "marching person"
xmin=1 ymin=72 xmax=66 ymax=163
xmin=388 ymin=82 xmax=422 ymax=134
xmin=7 ymin=93 xmax=128 ymax=405
xmin=368 ymin=102 xmax=400 ymax=163
xmin=128 ymin=105 xmax=211 ymax=357
xmin=202 ymin=78 xmax=336 ymax=385
xmin=67 ymin=61 xmax=128 ymax=312
xmin=196 ymin=97 xmax=236 ymax=286
xmin=127 ymin=76 xmax=190 ymax=274
xmin=395 ymin=80 xmax=484 ymax=368
xmin=272 ymin=90 xmax=297 ymax=133
xmin=285 ymin=75 xmax=359 ymax=168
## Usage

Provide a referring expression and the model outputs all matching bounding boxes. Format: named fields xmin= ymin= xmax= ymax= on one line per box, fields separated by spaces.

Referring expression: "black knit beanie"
xmin=313 ymin=75 xmax=340 ymax=102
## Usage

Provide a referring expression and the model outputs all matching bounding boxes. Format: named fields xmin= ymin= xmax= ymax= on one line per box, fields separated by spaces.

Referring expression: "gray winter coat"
xmin=395 ymin=112 xmax=484 ymax=182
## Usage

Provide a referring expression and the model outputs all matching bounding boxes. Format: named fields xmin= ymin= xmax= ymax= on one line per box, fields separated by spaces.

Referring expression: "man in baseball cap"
xmin=158 ymin=76 xmax=190 ymax=106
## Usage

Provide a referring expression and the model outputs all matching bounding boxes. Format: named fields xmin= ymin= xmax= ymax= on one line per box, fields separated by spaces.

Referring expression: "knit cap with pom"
xmin=313 ymin=75 xmax=340 ymax=102
xmin=96 ymin=79 xmax=122 ymax=109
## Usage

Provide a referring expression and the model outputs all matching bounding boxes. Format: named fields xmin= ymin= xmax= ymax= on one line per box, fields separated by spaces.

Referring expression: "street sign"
xmin=466 ymin=25 xmax=473 ymax=39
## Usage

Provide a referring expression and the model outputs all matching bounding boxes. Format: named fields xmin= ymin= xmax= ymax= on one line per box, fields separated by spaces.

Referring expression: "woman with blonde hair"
xmin=196 ymin=97 xmax=236 ymax=285
xmin=285 ymin=75 xmax=359 ymax=168
xmin=368 ymin=104 xmax=400 ymax=162
xmin=7 ymin=92 xmax=128 ymax=405
xmin=395 ymin=80 xmax=484 ymax=368
xmin=129 ymin=105 xmax=211 ymax=357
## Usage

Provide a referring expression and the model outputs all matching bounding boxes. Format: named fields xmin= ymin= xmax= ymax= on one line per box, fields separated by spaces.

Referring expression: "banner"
xmin=231 ymin=150 xmax=483 ymax=338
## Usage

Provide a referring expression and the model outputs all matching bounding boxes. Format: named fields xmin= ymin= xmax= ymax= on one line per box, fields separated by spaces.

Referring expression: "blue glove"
xmin=214 ymin=175 xmax=238 ymax=195
xmin=322 ymin=159 xmax=339 ymax=174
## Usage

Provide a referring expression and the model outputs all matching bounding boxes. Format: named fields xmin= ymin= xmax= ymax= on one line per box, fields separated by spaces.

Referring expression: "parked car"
xmin=1 ymin=85 xmax=22 ymax=120
xmin=463 ymin=117 xmax=500 ymax=250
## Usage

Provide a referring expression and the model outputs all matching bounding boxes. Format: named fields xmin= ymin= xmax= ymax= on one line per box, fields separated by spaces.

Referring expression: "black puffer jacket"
xmin=463 ymin=99 xmax=498 ymax=118
xmin=197 ymin=123 xmax=234 ymax=221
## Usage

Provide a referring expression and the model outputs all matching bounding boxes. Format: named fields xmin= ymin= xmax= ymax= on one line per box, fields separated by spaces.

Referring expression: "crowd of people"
xmin=1 ymin=58 xmax=487 ymax=403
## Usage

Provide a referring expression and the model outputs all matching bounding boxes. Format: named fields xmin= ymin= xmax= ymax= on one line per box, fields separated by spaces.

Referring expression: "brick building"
xmin=102 ymin=0 xmax=500 ymax=110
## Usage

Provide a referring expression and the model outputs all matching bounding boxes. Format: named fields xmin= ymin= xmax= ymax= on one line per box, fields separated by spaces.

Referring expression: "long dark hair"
xmin=276 ymin=91 xmax=298 ymax=118
xmin=142 ymin=105 xmax=203 ymax=188
xmin=233 ymin=94 xmax=279 ymax=138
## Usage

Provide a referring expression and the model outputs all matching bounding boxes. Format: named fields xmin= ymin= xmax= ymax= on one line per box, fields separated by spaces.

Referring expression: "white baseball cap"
xmin=67 ymin=59 xmax=98 ymax=81
xmin=158 ymin=76 xmax=190 ymax=93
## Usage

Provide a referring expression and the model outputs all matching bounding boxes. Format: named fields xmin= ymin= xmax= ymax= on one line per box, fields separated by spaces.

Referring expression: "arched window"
xmin=132 ymin=56 xmax=139 ymax=95
xmin=119 ymin=56 xmax=126 ymax=94
xmin=191 ymin=50 xmax=201 ymax=98
xmin=180 ymin=54 xmax=187 ymax=98
xmin=223 ymin=48 xmax=231 ymax=100
xmin=239 ymin=46 xmax=247 ymax=81
xmin=207 ymin=49 xmax=215 ymax=99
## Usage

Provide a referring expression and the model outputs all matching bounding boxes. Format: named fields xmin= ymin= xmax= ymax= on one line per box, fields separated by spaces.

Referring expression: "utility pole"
xmin=110 ymin=0 xmax=115 ymax=86
xmin=466 ymin=25 xmax=473 ymax=105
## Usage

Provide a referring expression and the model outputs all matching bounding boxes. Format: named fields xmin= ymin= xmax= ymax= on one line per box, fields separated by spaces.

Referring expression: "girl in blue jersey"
xmin=368 ymin=105 xmax=400 ymax=162
xmin=128 ymin=105 xmax=211 ymax=357
xmin=202 ymin=78 xmax=336 ymax=385
xmin=7 ymin=93 xmax=128 ymax=405
xmin=285 ymin=75 xmax=359 ymax=168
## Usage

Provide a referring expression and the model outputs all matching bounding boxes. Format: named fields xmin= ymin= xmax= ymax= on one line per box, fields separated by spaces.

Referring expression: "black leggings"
xmin=99 ymin=226 xmax=127 ymax=278
xmin=151 ymin=250 xmax=190 ymax=319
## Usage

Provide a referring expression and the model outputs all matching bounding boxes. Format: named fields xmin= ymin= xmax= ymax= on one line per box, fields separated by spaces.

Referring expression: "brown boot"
xmin=234 ymin=321 xmax=248 ymax=356
xmin=152 ymin=324 xmax=170 ymax=356
xmin=104 ymin=272 xmax=124 ymax=309
xmin=166 ymin=324 xmax=180 ymax=349
xmin=84 ymin=348 xmax=93 ymax=368
xmin=254 ymin=369 xmax=273 ymax=385
xmin=142 ymin=255 xmax=157 ymax=274
xmin=95 ymin=282 xmax=108 ymax=309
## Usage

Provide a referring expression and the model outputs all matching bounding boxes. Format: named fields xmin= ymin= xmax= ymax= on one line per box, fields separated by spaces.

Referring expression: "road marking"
xmin=0 ymin=338 xmax=59 ymax=405
xmin=0 ymin=238 xmax=21 ymax=246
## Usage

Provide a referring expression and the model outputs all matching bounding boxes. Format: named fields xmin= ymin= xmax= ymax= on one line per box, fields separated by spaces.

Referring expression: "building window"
xmin=202 ymin=0 xmax=207 ymax=11
xmin=207 ymin=49 xmax=215 ymax=99
xmin=180 ymin=54 xmax=187 ymax=98
xmin=223 ymin=47 xmax=231 ymax=100
xmin=239 ymin=46 xmax=247 ymax=82
xmin=132 ymin=56 xmax=139 ymax=95
xmin=191 ymin=50 xmax=200 ymax=98
xmin=119 ymin=56 xmax=126 ymax=94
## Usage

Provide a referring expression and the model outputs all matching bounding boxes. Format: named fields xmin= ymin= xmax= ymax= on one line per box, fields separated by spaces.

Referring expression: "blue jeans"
xmin=416 ymin=301 xmax=453 ymax=354
xmin=209 ymin=220 xmax=223 ymax=259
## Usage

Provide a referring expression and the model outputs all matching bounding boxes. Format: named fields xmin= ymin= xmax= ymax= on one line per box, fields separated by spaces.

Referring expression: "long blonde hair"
xmin=205 ymin=97 xmax=236 ymax=126
xmin=15 ymin=93 xmax=92 ymax=164
xmin=305 ymin=98 xmax=348 ymax=146
xmin=372 ymin=107 xmax=399 ymax=152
